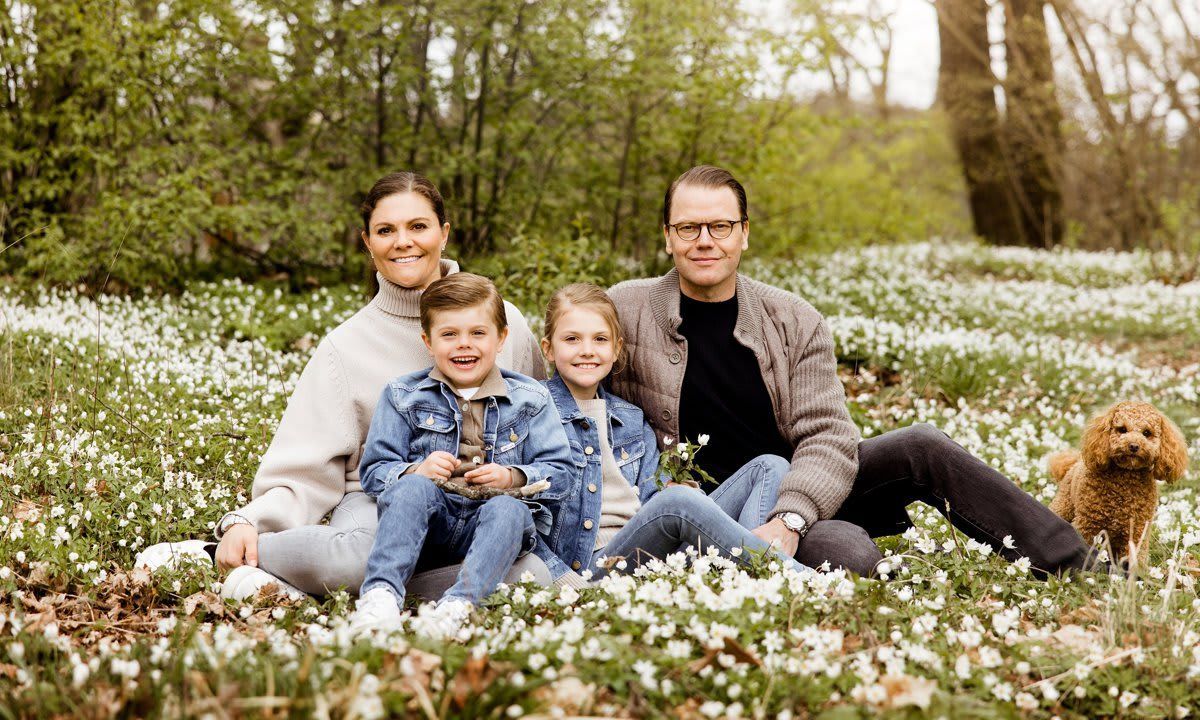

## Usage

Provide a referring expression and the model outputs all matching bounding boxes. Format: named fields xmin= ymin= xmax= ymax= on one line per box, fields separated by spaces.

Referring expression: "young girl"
xmin=533 ymin=283 xmax=810 ymax=583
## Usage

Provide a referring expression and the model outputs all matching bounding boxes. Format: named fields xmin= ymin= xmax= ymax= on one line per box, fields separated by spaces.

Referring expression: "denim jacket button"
xmin=587 ymin=483 xmax=597 ymax=493
xmin=580 ymin=420 xmax=590 ymax=430
xmin=584 ymin=446 xmax=594 ymax=455
xmin=583 ymin=519 xmax=594 ymax=530
xmin=571 ymin=561 xmax=582 ymax=570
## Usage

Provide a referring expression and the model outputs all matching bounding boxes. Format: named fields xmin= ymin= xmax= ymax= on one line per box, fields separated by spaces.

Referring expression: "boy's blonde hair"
xmin=543 ymin=283 xmax=627 ymax=375
xmin=420 ymin=273 xmax=508 ymax=334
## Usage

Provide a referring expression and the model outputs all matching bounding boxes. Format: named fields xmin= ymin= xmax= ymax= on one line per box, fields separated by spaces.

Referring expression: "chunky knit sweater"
xmin=608 ymin=268 xmax=860 ymax=527
xmin=218 ymin=261 xmax=545 ymax=535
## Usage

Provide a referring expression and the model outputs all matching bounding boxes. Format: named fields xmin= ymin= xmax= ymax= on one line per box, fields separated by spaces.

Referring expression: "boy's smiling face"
xmin=423 ymin=303 xmax=508 ymax=388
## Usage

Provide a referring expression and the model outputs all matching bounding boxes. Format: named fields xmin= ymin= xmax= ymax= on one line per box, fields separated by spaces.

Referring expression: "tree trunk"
xmin=1003 ymin=0 xmax=1065 ymax=246
xmin=936 ymin=0 xmax=1023 ymax=244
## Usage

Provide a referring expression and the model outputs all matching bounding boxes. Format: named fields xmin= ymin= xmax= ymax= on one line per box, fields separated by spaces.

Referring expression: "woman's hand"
xmin=413 ymin=451 xmax=460 ymax=480
xmin=216 ymin=523 xmax=259 ymax=571
xmin=464 ymin=463 xmax=513 ymax=489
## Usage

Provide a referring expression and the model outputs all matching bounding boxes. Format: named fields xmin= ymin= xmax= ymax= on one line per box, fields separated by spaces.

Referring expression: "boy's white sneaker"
xmin=349 ymin=587 xmax=404 ymax=635
xmin=220 ymin=565 xmax=308 ymax=603
xmin=413 ymin=598 xmax=473 ymax=641
xmin=134 ymin=540 xmax=214 ymax=572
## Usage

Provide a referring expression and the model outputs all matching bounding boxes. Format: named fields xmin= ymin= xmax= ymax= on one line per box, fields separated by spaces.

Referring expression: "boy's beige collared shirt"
xmin=420 ymin=365 xmax=527 ymax=487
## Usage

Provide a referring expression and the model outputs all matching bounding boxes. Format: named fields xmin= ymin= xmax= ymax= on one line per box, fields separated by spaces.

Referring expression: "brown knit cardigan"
xmin=608 ymin=268 xmax=860 ymax=526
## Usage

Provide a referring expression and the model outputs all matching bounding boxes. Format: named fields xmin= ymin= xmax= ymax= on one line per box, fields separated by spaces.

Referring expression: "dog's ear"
xmin=1155 ymin=413 xmax=1190 ymax=483
xmin=1081 ymin=407 xmax=1113 ymax=472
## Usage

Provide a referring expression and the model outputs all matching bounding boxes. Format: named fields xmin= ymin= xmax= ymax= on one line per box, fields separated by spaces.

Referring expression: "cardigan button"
xmin=661 ymin=409 xmax=672 ymax=421
xmin=571 ymin=560 xmax=582 ymax=571
xmin=587 ymin=483 xmax=597 ymax=493
xmin=669 ymin=352 xmax=681 ymax=364
xmin=583 ymin=519 xmax=594 ymax=530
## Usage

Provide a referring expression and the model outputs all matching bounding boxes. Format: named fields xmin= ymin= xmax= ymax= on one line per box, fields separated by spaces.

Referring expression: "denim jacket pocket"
xmin=614 ymin=438 xmax=646 ymax=469
xmin=405 ymin=406 xmax=457 ymax=457
xmin=493 ymin=415 xmax=531 ymax=463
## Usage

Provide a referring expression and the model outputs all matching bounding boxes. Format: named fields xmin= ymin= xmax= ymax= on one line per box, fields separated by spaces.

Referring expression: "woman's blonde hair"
xmin=543 ymin=283 xmax=627 ymax=375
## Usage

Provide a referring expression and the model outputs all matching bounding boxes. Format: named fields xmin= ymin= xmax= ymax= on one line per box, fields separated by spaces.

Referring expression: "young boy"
xmin=352 ymin=273 xmax=574 ymax=636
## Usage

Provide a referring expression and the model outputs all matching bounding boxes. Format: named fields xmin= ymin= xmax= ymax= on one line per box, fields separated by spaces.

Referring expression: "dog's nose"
xmin=1128 ymin=443 xmax=1139 ymax=453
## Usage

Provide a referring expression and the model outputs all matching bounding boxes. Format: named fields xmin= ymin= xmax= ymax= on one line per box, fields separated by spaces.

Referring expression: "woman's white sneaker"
xmin=220 ymin=565 xmax=308 ymax=603
xmin=349 ymin=587 xmax=404 ymax=635
xmin=133 ymin=540 xmax=214 ymax=572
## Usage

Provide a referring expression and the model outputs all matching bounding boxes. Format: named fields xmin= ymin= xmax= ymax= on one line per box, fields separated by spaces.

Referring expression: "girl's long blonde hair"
xmin=543 ymin=283 xmax=627 ymax=376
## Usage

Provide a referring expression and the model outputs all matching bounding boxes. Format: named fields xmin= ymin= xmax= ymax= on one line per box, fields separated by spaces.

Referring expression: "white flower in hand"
xmin=698 ymin=434 xmax=710 ymax=446
xmin=677 ymin=442 xmax=688 ymax=453
xmin=664 ymin=436 xmax=674 ymax=446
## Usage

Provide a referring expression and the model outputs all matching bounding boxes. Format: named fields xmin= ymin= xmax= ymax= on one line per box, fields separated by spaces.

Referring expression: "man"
xmin=608 ymin=165 xmax=1097 ymax=576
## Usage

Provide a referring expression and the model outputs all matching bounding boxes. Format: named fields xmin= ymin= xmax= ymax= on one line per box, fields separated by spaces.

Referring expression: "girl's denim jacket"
xmin=533 ymin=373 xmax=661 ymax=580
xmin=358 ymin=367 xmax=575 ymax=534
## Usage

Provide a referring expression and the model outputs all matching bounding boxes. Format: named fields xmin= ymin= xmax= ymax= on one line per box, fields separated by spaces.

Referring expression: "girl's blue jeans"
xmin=591 ymin=455 xmax=809 ymax=576
xmin=361 ymin=474 xmax=535 ymax=605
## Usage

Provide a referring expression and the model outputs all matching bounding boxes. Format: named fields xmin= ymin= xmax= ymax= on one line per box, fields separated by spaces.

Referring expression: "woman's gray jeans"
xmin=255 ymin=491 xmax=550 ymax=598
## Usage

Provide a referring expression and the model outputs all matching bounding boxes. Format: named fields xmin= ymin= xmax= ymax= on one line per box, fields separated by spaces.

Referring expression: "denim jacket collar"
xmin=546 ymin=373 xmax=624 ymax=427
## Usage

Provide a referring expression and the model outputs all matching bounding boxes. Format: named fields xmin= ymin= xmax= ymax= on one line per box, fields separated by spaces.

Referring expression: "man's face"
xmin=663 ymin=184 xmax=747 ymax=302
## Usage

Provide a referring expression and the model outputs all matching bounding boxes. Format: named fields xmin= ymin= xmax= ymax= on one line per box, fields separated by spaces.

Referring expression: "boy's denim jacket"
xmin=358 ymin=367 xmax=575 ymax=534
xmin=533 ymin=373 xmax=661 ymax=580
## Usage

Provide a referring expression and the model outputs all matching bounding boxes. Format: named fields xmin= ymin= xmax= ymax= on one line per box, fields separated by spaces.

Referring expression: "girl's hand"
xmin=216 ymin=523 xmax=259 ymax=571
xmin=463 ymin=463 xmax=513 ymax=489
xmin=413 ymin=451 xmax=460 ymax=480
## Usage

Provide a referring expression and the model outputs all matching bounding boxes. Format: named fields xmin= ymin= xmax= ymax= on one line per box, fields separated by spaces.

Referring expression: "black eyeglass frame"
xmin=664 ymin=218 xmax=748 ymax=241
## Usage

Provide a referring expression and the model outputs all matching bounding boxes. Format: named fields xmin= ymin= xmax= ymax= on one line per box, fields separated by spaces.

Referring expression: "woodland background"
xmin=3 ymin=0 xmax=1198 ymax=294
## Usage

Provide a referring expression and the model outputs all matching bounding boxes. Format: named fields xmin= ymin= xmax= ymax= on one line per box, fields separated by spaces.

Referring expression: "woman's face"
xmin=361 ymin=192 xmax=450 ymax=290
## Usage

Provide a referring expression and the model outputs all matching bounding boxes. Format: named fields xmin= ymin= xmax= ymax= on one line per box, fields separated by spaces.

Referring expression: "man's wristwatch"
xmin=777 ymin=512 xmax=809 ymax=539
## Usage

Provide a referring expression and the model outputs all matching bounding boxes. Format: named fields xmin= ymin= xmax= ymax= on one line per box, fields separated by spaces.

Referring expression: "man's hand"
xmin=216 ymin=523 xmax=259 ymax=571
xmin=464 ymin=463 xmax=514 ymax=489
xmin=752 ymin=517 xmax=800 ymax=558
xmin=412 ymin=451 xmax=460 ymax=480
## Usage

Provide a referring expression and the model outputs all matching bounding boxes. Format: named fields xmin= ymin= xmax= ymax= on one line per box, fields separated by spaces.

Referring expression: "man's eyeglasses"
xmin=665 ymin=219 xmax=746 ymax=241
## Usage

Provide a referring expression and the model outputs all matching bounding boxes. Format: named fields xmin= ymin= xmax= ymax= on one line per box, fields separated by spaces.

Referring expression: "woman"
xmin=136 ymin=172 xmax=550 ymax=600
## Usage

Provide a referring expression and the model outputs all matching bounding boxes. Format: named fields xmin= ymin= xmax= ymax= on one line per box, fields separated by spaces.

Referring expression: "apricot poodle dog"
xmin=1048 ymin=401 xmax=1189 ymax=566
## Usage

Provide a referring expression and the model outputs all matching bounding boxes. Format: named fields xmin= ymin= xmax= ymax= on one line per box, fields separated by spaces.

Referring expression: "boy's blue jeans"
xmin=361 ymin=475 xmax=536 ymax=605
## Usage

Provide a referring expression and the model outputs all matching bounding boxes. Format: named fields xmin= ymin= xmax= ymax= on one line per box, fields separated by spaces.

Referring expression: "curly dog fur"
xmin=1048 ymin=401 xmax=1188 ymax=567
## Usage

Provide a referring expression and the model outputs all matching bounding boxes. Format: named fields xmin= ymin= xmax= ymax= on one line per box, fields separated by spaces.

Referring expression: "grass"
xmin=2 ymin=241 xmax=1200 ymax=718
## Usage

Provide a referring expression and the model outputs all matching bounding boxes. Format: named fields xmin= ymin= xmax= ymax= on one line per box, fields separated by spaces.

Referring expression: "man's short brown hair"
xmin=419 ymin=273 xmax=508 ymax=335
xmin=662 ymin=165 xmax=748 ymax=226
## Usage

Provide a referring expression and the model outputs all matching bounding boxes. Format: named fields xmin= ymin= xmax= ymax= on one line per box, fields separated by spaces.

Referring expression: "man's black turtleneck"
xmin=677 ymin=292 xmax=792 ymax=489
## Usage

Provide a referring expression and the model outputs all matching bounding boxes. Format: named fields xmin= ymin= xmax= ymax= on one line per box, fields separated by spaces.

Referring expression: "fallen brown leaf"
xmin=183 ymin=591 xmax=226 ymax=618
xmin=687 ymin=636 xmax=762 ymax=673
xmin=450 ymin=653 xmax=502 ymax=709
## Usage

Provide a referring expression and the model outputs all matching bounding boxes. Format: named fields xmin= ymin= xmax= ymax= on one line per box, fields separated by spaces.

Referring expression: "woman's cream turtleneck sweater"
xmin=218 ymin=261 xmax=545 ymax=535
